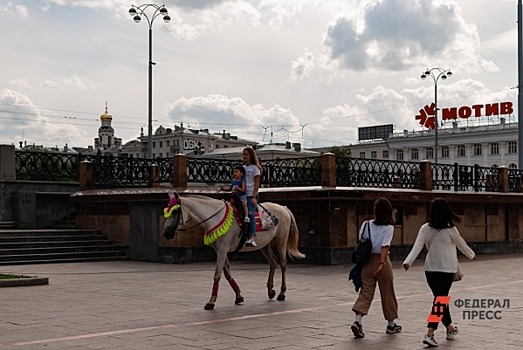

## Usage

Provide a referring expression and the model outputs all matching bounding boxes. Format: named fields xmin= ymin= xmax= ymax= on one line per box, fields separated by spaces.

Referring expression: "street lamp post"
xmin=421 ymin=67 xmax=452 ymax=164
xmin=128 ymin=4 xmax=170 ymax=159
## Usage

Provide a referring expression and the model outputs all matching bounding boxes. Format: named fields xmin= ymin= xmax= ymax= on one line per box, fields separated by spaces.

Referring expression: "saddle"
xmin=228 ymin=196 xmax=278 ymax=251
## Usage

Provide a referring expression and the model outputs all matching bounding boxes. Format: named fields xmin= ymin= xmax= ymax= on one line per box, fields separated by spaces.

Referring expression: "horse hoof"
xmin=204 ymin=303 xmax=215 ymax=310
xmin=277 ymin=295 xmax=286 ymax=301
xmin=268 ymin=290 xmax=276 ymax=300
xmin=235 ymin=297 xmax=244 ymax=305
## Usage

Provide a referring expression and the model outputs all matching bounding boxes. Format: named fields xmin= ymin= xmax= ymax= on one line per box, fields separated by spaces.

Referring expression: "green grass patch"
xmin=0 ymin=273 xmax=33 ymax=280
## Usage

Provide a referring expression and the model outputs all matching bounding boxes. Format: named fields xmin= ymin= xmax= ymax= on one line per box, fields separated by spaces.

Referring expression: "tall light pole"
xmin=518 ymin=0 xmax=522 ymax=168
xmin=129 ymin=4 xmax=170 ymax=159
xmin=421 ymin=67 xmax=452 ymax=164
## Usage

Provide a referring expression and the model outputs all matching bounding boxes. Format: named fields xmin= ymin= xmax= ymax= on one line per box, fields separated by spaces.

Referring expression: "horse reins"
xmin=175 ymin=202 xmax=227 ymax=232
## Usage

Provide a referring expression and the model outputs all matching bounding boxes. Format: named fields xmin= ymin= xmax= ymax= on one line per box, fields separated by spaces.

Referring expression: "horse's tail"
xmin=285 ymin=207 xmax=306 ymax=259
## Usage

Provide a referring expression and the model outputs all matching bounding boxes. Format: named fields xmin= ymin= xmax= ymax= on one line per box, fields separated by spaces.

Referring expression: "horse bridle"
xmin=173 ymin=199 xmax=227 ymax=232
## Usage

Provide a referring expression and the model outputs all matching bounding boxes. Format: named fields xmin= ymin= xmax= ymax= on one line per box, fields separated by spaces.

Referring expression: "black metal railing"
xmin=15 ymin=151 xmax=83 ymax=182
xmin=186 ymin=158 xmax=239 ymax=185
xmin=336 ymin=157 xmax=421 ymax=188
xmin=13 ymin=150 xmax=523 ymax=193
xmin=508 ymin=168 xmax=523 ymax=192
xmin=262 ymin=157 xmax=321 ymax=187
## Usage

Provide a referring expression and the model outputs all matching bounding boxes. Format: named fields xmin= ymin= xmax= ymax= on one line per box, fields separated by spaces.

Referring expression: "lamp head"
xmin=441 ymin=75 xmax=447 ymax=80
xmin=163 ymin=15 xmax=171 ymax=23
xmin=424 ymin=70 xmax=430 ymax=75
xmin=421 ymin=74 xmax=427 ymax=79
xmin=133 ymin=15 xmax=141 ymax=23
xmin=160 ymin=7 xmax=168 ymax=14
xmin=129 ymin=8 xmax=137 ymax=16
xmin=446 ymin=71 xmax=452 ymax=77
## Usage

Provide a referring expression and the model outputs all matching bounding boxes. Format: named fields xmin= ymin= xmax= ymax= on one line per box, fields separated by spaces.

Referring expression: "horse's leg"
xmin=260 ymin=245 xmax=278 ymax=300
xmin=276 ymin=243 xmax=288 ymax=301
xmin=204 ymin=250 xmax=227 ymax=310
xmin=223 ymin=256 xmax=244 ymax=305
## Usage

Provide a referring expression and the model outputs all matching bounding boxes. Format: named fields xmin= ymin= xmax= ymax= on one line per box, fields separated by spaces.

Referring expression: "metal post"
xmin=434 ymin=81 xmax=438 ymax=164
xmin=148 ymin=27 xmax=153 ymax=159
xmin=128 ymin=4 xmax=170 ymax=160
xmin=518 ymin=0 xmax=523 ymax=168
xmin=421 ymin=68 xmax=452 ymax=165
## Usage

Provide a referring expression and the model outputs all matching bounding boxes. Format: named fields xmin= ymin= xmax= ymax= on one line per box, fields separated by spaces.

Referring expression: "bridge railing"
xmin=11 ymin=149 xmax=520 ymax=193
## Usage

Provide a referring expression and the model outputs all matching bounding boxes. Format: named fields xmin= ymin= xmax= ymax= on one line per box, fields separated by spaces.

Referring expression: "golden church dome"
xmin=100 ymin=103 xmax=112 ymax=121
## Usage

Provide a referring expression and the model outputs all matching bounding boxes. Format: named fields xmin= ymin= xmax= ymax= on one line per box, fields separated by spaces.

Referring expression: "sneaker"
xmin=423 ymin=334 xmax=438 ymax=347
xmin=250 ymin=239 xmax=257 ymax=247
xmin=386 ymin=323 xmax=402 ymax=334
xmin=351 ymin=322 xmax=365 ymax=338
xmin=446 ymin=326 xmax=458 ymax=340
xmin=245 ymin=238 xmax=253 ymax=246
xmin=244 ymin=216 xmax=250 ymax=223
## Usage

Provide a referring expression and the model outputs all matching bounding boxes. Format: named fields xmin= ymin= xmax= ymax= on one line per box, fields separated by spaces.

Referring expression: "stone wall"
xmin=71 ymin=186 xmax=523 ymax=265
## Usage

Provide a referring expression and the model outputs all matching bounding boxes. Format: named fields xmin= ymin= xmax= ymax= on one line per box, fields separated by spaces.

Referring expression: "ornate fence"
xmin=13 ymin=150 xmax=522 ymax=193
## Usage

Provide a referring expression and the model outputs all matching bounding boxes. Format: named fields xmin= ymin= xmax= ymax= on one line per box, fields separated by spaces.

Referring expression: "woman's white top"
xmin=359 ymin=220 xmax=394 ymax=254
xmin=403 ymin=223 xmax=475 ymax=273
xmin=243 ymin=164 xmax=260 ymax=197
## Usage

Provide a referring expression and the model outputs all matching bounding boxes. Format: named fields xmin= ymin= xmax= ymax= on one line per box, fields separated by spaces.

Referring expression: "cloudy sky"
xmin=0 ymin=0 xmax=519 ymax=151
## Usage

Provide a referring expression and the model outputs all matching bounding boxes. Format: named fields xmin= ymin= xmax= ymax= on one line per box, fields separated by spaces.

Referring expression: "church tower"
xmin=94 ymin=102 xmax=122 ymax=152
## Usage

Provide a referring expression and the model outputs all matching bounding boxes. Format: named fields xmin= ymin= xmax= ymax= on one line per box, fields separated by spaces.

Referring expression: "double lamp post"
xmin=128 ymin=4 xmax=170 ymax=159
xmin=421 ymin=67 xmax=452 ymax=164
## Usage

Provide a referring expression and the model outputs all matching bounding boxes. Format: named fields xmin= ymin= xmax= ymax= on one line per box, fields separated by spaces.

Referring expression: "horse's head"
xmin=162 ymin=191 xmax=182 ymax=240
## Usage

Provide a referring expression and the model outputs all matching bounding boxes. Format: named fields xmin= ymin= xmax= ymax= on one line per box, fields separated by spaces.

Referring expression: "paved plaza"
xmin=0 ymin=252 xmax=521 ymax=350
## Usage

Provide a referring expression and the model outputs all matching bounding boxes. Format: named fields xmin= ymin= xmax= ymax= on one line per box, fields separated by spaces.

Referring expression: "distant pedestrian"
xmin=351 ymin=197 xmax=401 ymax=339
xmin=403 ymin=197 xmax=476 ymax=347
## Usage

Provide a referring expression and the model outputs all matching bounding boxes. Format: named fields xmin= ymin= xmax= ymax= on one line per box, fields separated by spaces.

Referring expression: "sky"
xmin=0 ymin=0 xmax=520 ymax=151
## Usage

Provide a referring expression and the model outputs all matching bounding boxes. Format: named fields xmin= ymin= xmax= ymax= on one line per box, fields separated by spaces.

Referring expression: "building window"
xmin=152 ymin=142 xmax=156 ymax=149
xmin=473 ymin=143 xmax=482 ymax=156
xmin=359 ymin=152 xmax=366 ymax=159
xmin=383 ymin=150 xmax=389 ymax=159
xmin=371 ymin=151 xmax=377 ymax=159
xmin=411 ymin=148 xmax=419 ymax=160
xmin=508 ymin=141 xmax=517 ymax=154
xmin=159 ymin=141 xmax=163 ymax=148
xmin=426 ymin=147 xmax=433 ymax=159
xmin=442 ymin=146 xmax=449 ymax=158
xmin=396 ymin=149 xmax=404 ymax=160
xmin=457 ymin=145 xmax=466 ymax=157
xmin=490 ymin=142 xmax=499 ymax=155
xmin=166 ymin=140 xmax=170 ymax=147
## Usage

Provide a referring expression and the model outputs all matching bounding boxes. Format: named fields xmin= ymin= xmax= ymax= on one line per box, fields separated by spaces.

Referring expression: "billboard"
xmin=358 ymin=124 xmax=393 ymax=141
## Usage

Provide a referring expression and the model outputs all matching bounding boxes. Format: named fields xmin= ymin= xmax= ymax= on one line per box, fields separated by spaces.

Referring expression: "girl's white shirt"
xmin=359 ymin=220 xmax=394 ymax=254
xmin=243 ymin=164 xmax=260 ymax=197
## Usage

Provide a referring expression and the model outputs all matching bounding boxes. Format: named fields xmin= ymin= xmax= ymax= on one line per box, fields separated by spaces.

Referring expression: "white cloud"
xmin=323 ymin=0 xmax=498 ymax=73
xmin=290 ymin=48 xmax=315 ymax=82
xmin=0 ymin=89 xmax=90 ymax=147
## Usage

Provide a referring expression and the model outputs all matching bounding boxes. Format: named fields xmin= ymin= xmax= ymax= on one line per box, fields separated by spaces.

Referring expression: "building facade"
xmin=339 ymin=119 xmax=519 ymax=169
xmin=120 ymin=123 xmax=258 ymax=159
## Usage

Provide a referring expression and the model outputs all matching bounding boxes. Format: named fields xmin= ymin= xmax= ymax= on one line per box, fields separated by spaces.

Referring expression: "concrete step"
xmin=0 ymin=221 xmax=15 ymax=229
xmin=0 ymin=250 xmax=127 ymax=263
xmin=0 ymin=228 xmax=127 ymax=265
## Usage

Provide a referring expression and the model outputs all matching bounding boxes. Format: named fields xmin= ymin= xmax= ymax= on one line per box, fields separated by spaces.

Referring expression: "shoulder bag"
xmin=351 ymin=221 xmax=372 ymax=265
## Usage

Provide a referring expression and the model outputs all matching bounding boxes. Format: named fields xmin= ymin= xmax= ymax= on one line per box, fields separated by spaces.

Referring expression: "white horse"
xmin=162 ymin=191 xmax=305 ymax=310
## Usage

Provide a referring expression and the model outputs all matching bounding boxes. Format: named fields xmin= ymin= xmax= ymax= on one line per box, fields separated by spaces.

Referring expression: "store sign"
xmin=415 ymin=101 xmax=514 ymax=129
xmin=183 ymin=139 xmax=203 ymax=150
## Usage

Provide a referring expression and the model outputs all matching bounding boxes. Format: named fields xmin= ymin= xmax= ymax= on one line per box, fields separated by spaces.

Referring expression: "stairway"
xmin=0 ymin=229 xmax=127 ymax=265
